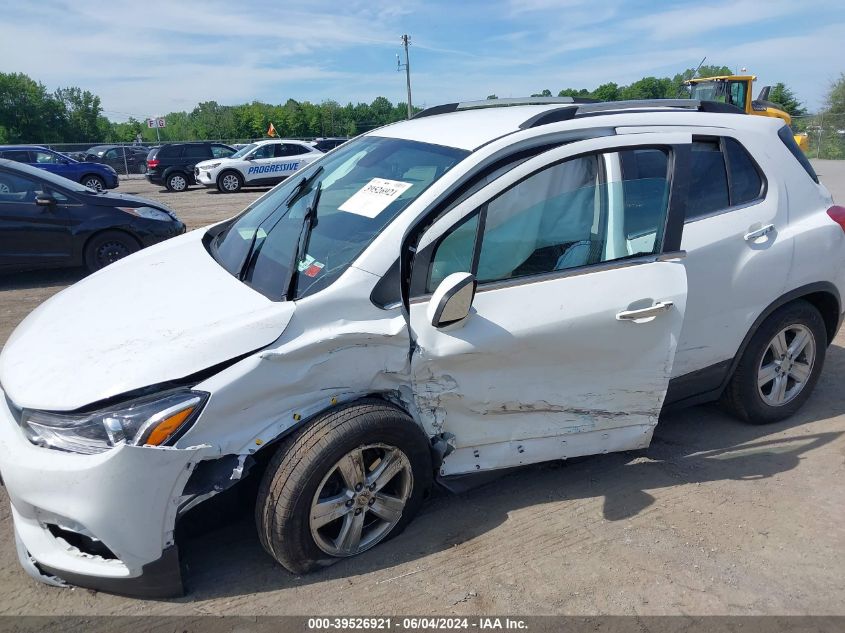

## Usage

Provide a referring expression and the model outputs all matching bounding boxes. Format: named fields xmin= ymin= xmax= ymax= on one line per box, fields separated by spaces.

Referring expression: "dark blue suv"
xmin=0 ymin=146 xmax=119 ymax=190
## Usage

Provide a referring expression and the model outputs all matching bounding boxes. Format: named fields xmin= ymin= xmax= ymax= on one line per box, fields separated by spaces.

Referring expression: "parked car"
xmin=0 ymin=145 xmax=119 ymax=190
xmin=0 ymin=158 xmax=184 ymax=272
xmin=194 ymin=139 xmax=322 ymax=192
xmin=145 ymin=142 xmax=236 ymax=192
xmin=1 ymin=98 xmax=843 ymax=598
xmin=313 ymin=137 xmax=349 ymax=152
xmin=84 ymin=145 xmax=151 ymax=175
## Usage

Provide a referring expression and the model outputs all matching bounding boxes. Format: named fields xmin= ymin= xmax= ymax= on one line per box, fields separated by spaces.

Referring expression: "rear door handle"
xmin=744 ymin=224 xmax=775 ymax=241
xmin=616 ymin=301 xmax=674 ymax=321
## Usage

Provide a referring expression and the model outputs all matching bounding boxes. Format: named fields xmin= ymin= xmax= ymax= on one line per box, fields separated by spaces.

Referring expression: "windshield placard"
xmin=338 ymin=178 xmax=413 ymax=218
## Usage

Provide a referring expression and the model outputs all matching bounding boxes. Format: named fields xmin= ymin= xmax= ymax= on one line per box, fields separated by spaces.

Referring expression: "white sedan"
xmin=195 ymin=139 xmax=323 ymax=193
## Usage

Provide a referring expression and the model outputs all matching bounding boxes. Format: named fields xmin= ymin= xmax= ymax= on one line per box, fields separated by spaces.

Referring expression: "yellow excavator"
xmin=686 ymin=75 xmax=809 ymax=151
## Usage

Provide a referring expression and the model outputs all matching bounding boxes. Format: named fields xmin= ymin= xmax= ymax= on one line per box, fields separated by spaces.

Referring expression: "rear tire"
xmin=84 ymin=230 xmax=141 ymax=272
xmin=217 ymin=171 xmax=242 ymax=193
xmin=165 ymin=172 xmax=189 ymax=192
xmin=722 ymin=300 xmax=827 ymax=424
xmin=255 ymin=399 xmax=432 ymax=575
xmin=82 ymin=175 xmax=106 ymax=191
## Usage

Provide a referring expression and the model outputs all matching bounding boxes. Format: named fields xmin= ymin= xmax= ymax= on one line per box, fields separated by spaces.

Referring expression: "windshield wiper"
xmin=284 ymin=165 xmax=323 ymax=209
xmin=235 ymin=165 xmax=324 ymax=280
xmin=285 ymin=180 xmax=322 ymax=300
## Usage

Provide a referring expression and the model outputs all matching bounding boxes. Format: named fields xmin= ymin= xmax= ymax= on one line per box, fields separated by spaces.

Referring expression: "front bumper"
xmin=0 ymin=388 xmax=208 ymax=598
xmin=195 ymin=169 xmax=216 ymax=187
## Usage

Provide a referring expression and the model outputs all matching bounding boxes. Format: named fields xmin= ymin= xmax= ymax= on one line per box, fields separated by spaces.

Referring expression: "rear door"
xmin=182 ymin=144 xmax=213 ymax=180
xmin=405 ymin=133 xmax=690 ymax=476
xmin=0 ymin=169 xmax=73 ymax=267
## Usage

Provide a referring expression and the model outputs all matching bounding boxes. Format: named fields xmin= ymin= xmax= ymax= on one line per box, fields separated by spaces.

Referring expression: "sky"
xmin=1 ymin=0 xmax=843 ymax=121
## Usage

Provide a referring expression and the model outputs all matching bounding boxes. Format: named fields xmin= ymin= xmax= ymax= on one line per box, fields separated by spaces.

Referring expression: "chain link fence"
xmin=792 ymin=114 xmax=845 ymax=159
xmin=16 ymin=115 xmax=845 ymax=181
xmin=22 ymin=138 xmax=326 ymax=179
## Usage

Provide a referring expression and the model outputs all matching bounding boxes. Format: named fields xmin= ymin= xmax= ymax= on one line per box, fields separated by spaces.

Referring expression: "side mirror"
xmin=427 ymin=272 xmax=476 ymax=328
xmin=35 ymin=193 xmax=55 ymax=207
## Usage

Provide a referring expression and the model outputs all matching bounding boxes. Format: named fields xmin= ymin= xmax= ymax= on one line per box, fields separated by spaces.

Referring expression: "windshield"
xmin=209 ymin=136 xmax=469 ymax=301
xmin=229 ymin=144 xmax=257 ymax=159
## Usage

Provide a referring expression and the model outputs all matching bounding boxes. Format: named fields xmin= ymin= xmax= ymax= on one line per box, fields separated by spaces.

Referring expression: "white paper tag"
xmin=338 ymin=178 xmax=413 ymax=218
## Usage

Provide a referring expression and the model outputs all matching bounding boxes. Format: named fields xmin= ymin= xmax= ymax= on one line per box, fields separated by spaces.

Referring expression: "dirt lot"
xmin=0 ymin=164 xmax=844 ymax=616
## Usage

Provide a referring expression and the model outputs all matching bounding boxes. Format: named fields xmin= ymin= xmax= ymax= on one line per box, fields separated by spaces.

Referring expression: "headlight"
xmin=118 ymin=206 xmax=175 ymax=221
xmin=20 ymin=389 xmax=208 ymax=455
xmin=201 ymin=162 xmax=221 ymax=171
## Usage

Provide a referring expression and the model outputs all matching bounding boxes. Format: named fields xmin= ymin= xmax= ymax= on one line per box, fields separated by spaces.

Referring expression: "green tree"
xmin=531 ymin=89 xmax=553 ymax=97
xmin=619 ymin=76 xmax=672 ymax=100
xmin=54 ymin=87 xmax=104 ymax=142
xmin=0 ymin=72 xmax=64 ymax=142
xmin=767 ymin=83 xmax=806 ymax=116
xmin=591 ymin=82 xmax=619 ymax=102
xmin=824 ymin=73 xmax=845 ymax=114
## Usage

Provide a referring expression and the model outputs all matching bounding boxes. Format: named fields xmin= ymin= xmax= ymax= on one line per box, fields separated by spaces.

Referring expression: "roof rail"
xmin=412 ymin=96 xmax=599 ymax=120
xmin=520 ymin=99 xmax=744 ymax=129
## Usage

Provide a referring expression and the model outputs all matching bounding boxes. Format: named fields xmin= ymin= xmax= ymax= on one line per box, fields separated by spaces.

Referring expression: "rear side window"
xmin=212 ymin=145 xmax=234 ymax=159
xmin=687 ymin=140 xmax=729 ymax=219
xmin=2 ymin=150 xmax=33 ymax=163
xmin=157 ymin=145 xmax=183 ymax=159
xmin=183 ymin=145 xmax=212 ymax=159
xmin=724 ymin=138 xmax=763 ymax=204
xmin=777 ymin=125 xmax=818 ymax=183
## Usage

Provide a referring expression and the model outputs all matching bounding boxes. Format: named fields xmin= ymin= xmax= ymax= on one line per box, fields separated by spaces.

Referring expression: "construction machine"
xmin=686 ymin=75 xmax=809 ymax=151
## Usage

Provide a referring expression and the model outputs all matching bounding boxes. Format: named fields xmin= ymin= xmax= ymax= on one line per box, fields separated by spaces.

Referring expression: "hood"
xmin=196 ymin=157 xmax=233 ymax=168
xmin=89 ymin=191 xmax=171 ymax=209
xmin=0 ymin=230 xmax=295 ymax=411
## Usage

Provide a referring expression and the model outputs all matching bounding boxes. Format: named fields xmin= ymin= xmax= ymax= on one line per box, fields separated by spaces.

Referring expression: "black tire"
xmin=255 ymin=399 xmax=433 ymax=575
xmin=84 ymin=230 xmax=141 ymax=272
xmin=217 ymin=170 xmax=242 ymax=193
xmin=165 ymin=172 xmax=189 ymax=192
xmin=81 ymin=174 xmax=106 ymax=191
xmin=722 ymin=300 xmax=827 ymax=424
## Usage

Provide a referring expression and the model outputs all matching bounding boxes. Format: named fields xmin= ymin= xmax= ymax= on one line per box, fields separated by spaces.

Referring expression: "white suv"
xmin=195 ymin=138 xmax=322 ymax=193
xmin=1 ymin=98 xmax=843 ymax=597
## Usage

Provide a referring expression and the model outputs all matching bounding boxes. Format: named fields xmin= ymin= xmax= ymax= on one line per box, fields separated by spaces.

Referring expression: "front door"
xmin=0 ymin=170 xmax=72 ymax=268
xmin=405 ymin=133 xmax=690 ymax=476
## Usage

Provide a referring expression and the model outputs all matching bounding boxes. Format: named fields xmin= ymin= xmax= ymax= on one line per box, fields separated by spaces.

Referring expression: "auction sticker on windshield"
xmin=338 ymin=178 xmax=413 ymax=218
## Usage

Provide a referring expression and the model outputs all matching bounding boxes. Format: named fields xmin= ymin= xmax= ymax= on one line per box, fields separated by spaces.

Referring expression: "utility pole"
xmin=398 ymin=34 xmax=413 ymax=119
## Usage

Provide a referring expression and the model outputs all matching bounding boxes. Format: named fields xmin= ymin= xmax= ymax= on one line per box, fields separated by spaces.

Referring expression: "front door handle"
xmin=616 ymin=301 xmax=674 ymax=321
xmin=744 ymin=224 xmax=775 ymax=241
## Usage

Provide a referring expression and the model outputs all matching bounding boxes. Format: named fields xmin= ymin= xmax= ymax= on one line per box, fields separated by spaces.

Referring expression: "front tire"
xmin=217 ymin=171 xmax=242 ymax=193
xmin=82 ymin=175 xmax=106 ymax=191
xmin=722 ymin=300 xmax=827 ymax=424
xmin=84 ymin=230 xmax=141 ymax=272
xmin=255 ymin=400 xmax=432 ymax=574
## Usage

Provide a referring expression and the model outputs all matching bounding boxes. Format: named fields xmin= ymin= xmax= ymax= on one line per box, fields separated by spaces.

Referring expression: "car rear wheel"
xmin=722 ymin=300 xmax=827 ymax=424
xmin=217 ymin=171 xmax=242 ymax=193
xmin=82 ymin=175 xmax=106 ymax=191
xmin=166 ymin=172 xmax=188 ymax=192
xmin=255 ymin=400 xmax=432 ymax=574
xmin=84 ymin=230 xmax=141 ymax=272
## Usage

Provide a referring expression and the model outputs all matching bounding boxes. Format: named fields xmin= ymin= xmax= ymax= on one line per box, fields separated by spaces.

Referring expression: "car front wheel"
xmin=84 ymin=230 xmax=141 ymax=272
xmin=722 ymin=300 xmax=827 ymax=424
xmin=255 ymin=400 xmax=432 ymax=574
xmin=82 ymin=175 xmax=106 ymax=191
xmin=217 ymin=171 xmax=242 ymax=193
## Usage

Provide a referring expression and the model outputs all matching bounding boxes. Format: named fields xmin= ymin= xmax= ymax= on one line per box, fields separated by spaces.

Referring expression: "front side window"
xmin=33 ymin=150 xmax=62 ymax=164
xmin=428 ymin=148 xmax=671 ymax=291
xmin=251 ymin=144 xmax=277 ymax=160
xmin=209 ymin=136 xmax=468 ymax=300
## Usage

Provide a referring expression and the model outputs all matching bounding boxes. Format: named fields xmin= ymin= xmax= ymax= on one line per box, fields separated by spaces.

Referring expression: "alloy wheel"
xmin=757 ymin=324 xmax=816 ymax=406
xmin=221 ymin=174 xmax=239 ymax=191
xmin=309 ymin=444 xmax=413 ymax=557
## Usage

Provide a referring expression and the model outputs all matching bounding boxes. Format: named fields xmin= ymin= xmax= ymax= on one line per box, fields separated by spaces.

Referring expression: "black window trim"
xmin=409 ymin=143 xmax=682 ymax=301
xmin=684 ymin=134 xmax=768 ymax=224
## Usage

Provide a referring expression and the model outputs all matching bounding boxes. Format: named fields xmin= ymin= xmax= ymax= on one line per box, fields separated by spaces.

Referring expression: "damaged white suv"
xmin=1 ymin=97 xmax=844 ymax=597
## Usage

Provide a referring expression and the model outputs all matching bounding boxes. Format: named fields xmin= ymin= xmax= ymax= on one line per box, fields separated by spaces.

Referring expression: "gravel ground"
xmin=0 ymin=164 xmax=843 ymax=616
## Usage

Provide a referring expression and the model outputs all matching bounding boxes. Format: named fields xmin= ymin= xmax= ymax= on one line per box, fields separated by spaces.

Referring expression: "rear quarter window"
xmin=777 ymin=125 xmax=819 ymax=183
xmin=724 ymin=137 xmax=764 ymax=205
xmin=157 ymin=145 xmax=183 ymax=159
xmin=686 ymin=139 xmax=730 ymax=220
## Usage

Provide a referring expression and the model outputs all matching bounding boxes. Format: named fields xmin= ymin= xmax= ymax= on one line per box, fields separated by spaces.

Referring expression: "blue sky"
xmin=1 ymin=0 xmax=843 ymax=120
